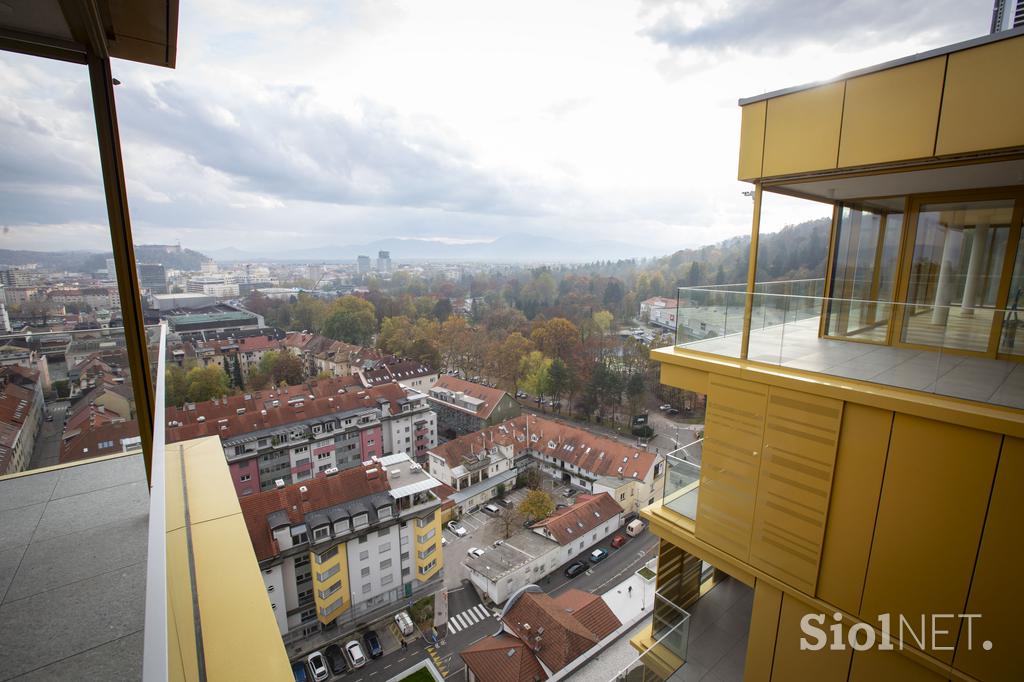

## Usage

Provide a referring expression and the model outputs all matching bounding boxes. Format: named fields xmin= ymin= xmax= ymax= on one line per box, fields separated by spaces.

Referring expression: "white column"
xmin=931 ymin=227 xmax=961 ymax=325
xmin=960 ymin=224 xmax=990 ymax=316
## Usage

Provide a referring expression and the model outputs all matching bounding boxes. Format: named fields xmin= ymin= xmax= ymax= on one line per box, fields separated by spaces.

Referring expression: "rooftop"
xmin=464 ymin=527 xmax=559 ymax=581
xmin=530 ymin=493 xmax=623 ymax=546
xmin=429 ymin=376 xmax=509 ymax=419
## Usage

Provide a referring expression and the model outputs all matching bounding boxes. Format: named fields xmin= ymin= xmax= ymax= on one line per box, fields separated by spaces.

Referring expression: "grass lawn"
xmin=398 ymin=668 xmax=435 ymax=682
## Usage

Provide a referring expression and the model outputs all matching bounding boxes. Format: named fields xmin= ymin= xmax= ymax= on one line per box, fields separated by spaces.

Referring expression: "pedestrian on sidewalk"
xmin=628 ymin=585 xmax=633 ymax=597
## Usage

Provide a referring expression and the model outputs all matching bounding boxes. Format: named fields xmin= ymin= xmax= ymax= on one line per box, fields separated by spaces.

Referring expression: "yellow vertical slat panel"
xmin=936 ymin=35 xmax=1024 ymax=156
xmin=738 ymin=100 xmax=767 ymax=181
xmin=770 ymin=593 xmax=852 ymax=682
xmin=838 ymin=57 xmax=946 ymax=167
xmin=762 ymin=82 xmax=844 ymax=177
xmin=660 ymin=362 xmax=709 ymax=396
xmin=954 ymin=436 xmax=1024 ymax=680
xmin=817 ymin=404 xmax=892 ymax=615
xmin=743 ymin=579 xmax=783 ymax=682
xmin=849 ymin=649 xmax=948 ymax=682
xmin=696 ymin=375 xmax=769 ymax=561
xmin=749 ymin=387 xmax=842 ymax=594
xmin=860 ymin=415 xmax=1000 ymax=663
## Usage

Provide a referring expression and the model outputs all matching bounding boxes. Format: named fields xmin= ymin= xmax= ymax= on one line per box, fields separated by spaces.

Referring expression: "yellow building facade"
xmin=641 ymin=28 xmax=1024 ymax=682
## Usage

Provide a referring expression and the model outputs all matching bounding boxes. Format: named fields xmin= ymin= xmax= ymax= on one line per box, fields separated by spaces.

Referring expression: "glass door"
xmin=901 ymin=199 xmax=1015 ymax=353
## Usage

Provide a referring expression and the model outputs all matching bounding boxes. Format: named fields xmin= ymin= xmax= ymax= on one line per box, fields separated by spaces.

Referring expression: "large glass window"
xmin=1000 ymin=236 xmax=1024 ymax=356
xmin=902 ymin=200 xmax=1014 ymax=353
xmin=825 ymin=201 xmax=904 ymax=342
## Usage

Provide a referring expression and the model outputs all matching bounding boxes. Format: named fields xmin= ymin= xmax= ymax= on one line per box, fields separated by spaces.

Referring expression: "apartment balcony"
xmin=667 ymin=278 xmax=1024 ymax=410
xmin=0 ymin=324 xmax=294 ymax=681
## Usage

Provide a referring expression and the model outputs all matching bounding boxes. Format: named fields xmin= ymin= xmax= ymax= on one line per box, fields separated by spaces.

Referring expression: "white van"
xmin=625 ymin=519 xmax=645 ymax=537
xmin=394 ymin=610 xmax=415 ymax=636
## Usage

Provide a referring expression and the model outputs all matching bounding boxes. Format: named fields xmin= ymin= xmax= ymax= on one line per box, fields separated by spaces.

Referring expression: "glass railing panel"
xmin=610 ymin=590 xmax=691 ymax=681
xmin=661 ymin=441 xmax=702 ymax=521
xmin=674 ymin=285 xmax=1024 ymax=410
xmin=0 ymin=326 xmax=148 ymax=475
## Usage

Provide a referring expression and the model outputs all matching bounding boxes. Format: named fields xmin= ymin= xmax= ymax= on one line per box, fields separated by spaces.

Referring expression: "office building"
xmin=376 ymin=250 xmax=391 ymax=273
xmin=357 ymin=254 xmax=371 ymax=274
xmin=137 ymin=263 xmax=168 ymax=294
xmin=992 ymin=0 xmax=1024 ymax=32
xmin=241 ymin=452 xmax=444 ymax=647
xmin=636 ymin=28 xmax=1024 ymax=682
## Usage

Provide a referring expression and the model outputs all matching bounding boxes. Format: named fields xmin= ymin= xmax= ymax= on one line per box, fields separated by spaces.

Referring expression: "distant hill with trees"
xmin=0 ymin=244 xmax=212 ymax=273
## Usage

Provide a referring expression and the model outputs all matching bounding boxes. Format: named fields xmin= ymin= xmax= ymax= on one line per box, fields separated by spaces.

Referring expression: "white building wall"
xmin=346 ymin=524 xmax=405 ymax=613
xmin=261 ymin=564 xmax=288 ymax=634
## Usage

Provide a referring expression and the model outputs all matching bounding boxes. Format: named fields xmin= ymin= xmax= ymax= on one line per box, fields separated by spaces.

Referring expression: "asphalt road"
xmin=29 ymin=401 xmax=68 ymax=470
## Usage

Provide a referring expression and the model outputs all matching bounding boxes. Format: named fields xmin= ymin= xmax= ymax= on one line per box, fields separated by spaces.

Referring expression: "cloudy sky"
xmin=0 ymin=0 xmax=995 ymax=257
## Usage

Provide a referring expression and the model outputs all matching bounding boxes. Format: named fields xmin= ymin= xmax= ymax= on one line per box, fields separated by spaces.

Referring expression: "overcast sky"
xmin=0 ymin=0 xmax=995 ymax=256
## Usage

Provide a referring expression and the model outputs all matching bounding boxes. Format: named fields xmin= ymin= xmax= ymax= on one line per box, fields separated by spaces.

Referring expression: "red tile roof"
xmin=165 ymin=377 xmax=406 ymax=444
xmin=530 ymin=493 xmax=622 ymax=546
xmin=429 ymin=376 xmax=509 ymax=419
xmin=550 ymin=591 xmax=620 ymax=640
xmin=59 ymin=419 xmax=140 ymax=464
xmin=239 ymin=463 xmax=391 ymax=560
xmin=429 ymin=414 xmax=659 ymax=481
xmin=461 ymin=634 xmax=548 ymax=682
xmin=501 ymin=589 xmax=621 ymax=674
xmin=0 ymin=375 xmax=39 ymax=471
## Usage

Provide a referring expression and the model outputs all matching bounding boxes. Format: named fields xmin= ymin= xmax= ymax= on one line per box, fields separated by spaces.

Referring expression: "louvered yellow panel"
xmin=695 ymin=375 xmax=769 ymax=561
xmin=748 ymin=387 xmax=842 ymax=594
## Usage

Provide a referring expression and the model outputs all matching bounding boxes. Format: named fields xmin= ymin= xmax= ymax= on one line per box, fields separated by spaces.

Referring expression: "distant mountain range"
xmin=205 ymin=233 xmax=665 ymax=263
xmin=0 ymin=245 xmax=212 ymax=273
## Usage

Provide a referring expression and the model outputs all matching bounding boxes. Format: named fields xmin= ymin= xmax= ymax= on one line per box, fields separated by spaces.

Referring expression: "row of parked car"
xmin=293 ymin=611 xmax=415 ymax=681
xmin=562 ymin=518 xmax=646 ymax=579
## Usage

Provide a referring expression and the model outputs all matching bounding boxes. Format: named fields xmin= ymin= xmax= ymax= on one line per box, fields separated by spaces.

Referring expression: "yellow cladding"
xmin=837 ymin=57 xmax=946 ymax=167
xmin=937 ymin=35 xmax=1024 ymax=155
xmin=165 ymin=437 xmax=293 ymax=682
xmin=414 ymin=509 xmax=443 ymax=580
xmin=739 ymin=32 xmax=1024 ymax=179
xmin=761 ymin=82 xmax=844 ymax=177
xmin=737 ymin=100 xmax=766 ymax=181
xmin=312 ymin=541 xmax=350 ymax=625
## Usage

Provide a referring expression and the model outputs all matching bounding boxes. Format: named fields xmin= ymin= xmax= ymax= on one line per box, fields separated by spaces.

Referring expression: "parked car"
xmin=345 ymin=640 xmax=366 ymax=669
xmin=324 ymin=644 xmax=347 ymax=676
xmin=555 ymin=504 xmax=568 ymax=510
xmin=666 ymin=408 xmax=680 ymax=415
xmin=534 ymin=396 xmax=543 ymax=404
xmin=467 ymin=547 xmax=485 ymax=558
xmin=623 ymin=512 xmax=639 ymax=525
xmin=659 ymin=404 xmax=672 ymax=411
xmin=516 ymin=390 xmax=528 ymax=399
xmin=610 ymin=534 xmax=627 ymax=549
xmin=626 ymin=519 xmax=646 ymax=537
xmin=364 ymin=630 xmax=383 ymax=658
xmin=483 ymin=503 xmax=501 ymax=515
xmin=395 ymin=610 xmax=415 ymax=636
xmin=306 ymin=651 xmax=329 ymax=682
xmin=496 ymin=498 xmax=512 ymax=508
xmin=291 ymin=662 xmax=307 ymax=682
xmin=447 ymin=521 xmax=467 ymax=537
xmin=564 ymin=561 xmax=588 ymax=578
xmin=590 ymin=548 xmax=609 ymax=563
xmin=45 ymin=414 xmax=54 ymax=422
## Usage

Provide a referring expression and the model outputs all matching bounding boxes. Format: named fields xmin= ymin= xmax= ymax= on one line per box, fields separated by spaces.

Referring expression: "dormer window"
xmin=353 ymin=513 xmax=369 ymax=528
xmin=313 ymin=526 xmax=330 ymax=542
xmin=377 ymin=505 xmax=393 ymax=520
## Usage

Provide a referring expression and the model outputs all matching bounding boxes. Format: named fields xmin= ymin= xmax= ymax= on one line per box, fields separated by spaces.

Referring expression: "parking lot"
xmin=292 ymin=608 xmax=420 ymax=680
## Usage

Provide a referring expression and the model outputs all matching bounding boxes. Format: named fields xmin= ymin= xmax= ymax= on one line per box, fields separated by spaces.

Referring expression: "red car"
xmin=610 ymin=534 xmax=627 ymax=549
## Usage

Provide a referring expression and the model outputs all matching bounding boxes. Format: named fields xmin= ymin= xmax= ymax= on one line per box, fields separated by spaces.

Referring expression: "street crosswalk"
xmin=446 ymin=604 xmax=493 ymax=633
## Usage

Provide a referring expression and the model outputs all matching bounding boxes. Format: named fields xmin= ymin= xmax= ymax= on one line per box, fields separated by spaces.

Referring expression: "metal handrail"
xmin=142 ymin=322 xmax=168 ymax=681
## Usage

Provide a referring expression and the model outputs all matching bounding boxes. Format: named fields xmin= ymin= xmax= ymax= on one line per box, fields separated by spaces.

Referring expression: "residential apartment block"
xmin=637 ymin=28 xmax=1024 ymax=682
xmin=0 ymin=365 xmax=44 ymax=475
xmin=428 ymin=415 xmax=663 ymax=516
xmin=465 ymin=492 xmax=622 ymax=605
xmin=166 ymin=377 xmax=437 ymax=496
xmin=241 ymin=453 xmax=444 ymax=646
xmin=427 ymin=375 xmax=521 ymax=438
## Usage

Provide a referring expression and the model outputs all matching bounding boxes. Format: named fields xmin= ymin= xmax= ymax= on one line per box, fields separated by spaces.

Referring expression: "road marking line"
xmin=473 ymin=604 xmax=490 ymax=620
xmin=448 ymin=618 xmax=461 ymax=633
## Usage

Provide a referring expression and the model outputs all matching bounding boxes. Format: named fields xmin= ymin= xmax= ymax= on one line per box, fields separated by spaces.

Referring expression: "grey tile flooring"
xmin=0 ymin=454 xmax=147 ymax=681
xmin=683 ymin=315 xmax=1024 ymax=408
xmin=670 ymin=577 xmax=754 ymax=682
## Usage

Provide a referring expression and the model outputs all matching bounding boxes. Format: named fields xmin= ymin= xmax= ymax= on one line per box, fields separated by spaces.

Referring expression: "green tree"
xmin=185 ymin=365 xmax=231 ymax=403
xmin=232 ymin=355 xmax=245 ymax=390
xmin=433 ymin=298 xmax=453 ymax=321
xmin=165 ymin=365 xmax=190 ymax=407
xmin=518 ymin=489 xmax=554 ymax=522
xmin=548 ymin=358 xmax=571 ymax=404
xmin=520 ymin=351 xmax=552 ymax=400
xmin=407 ymin=338 xmax=441 ymax=369
xmin=323 ymin=296 xmax=377 ymax=344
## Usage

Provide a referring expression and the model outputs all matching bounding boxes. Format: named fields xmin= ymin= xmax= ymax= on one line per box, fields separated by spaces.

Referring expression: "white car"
xmin=659 ymin=404 xmax=672 ymax=411
xmin=467 ymin=547 xmax=485 ymax=558
xmin=441 ymin=536 xmax=448 ymax=546
xmin=307 ymin=651 xmax=329 ymax=681
xmin=447 ymin=522 xmax=467 ymax=537
xmin=345 ymin=640 xmax=366 ymax=669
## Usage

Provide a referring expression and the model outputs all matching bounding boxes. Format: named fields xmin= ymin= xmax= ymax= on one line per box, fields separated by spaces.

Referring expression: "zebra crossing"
xmin=446 ymin=603 xmax=493 ymax=633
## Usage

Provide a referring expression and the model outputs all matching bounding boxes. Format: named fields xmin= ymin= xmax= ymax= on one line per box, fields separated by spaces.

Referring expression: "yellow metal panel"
xmin=849 ymin=648 xmax=948 ymax=682
xmin=166 ymin=527 xmax=199 ymax=682
xmin=180 ymin=437 xmax=246 ymax=525
xmin=749 ymin=387 xmax=842 ymax=594
xmin=838 ymin=57 xmax=946 ymax=167
xmin=770 ymin=593 xmax=852 ymax=682
xmin=743 ymin=580 xmax=782 ymax=682
xmin=191 ymin=514 xmax=294 ymax=681
xmin=937 ymin=35 xmax=1024 ymax=156
xmin=861 ymin=415 xmax=1000 ymax=663
xmin=695 ymin=375 xmax=769 ymax=561
xmin=738 ymin=101 xmax=767 ymax=181
xmin=659 ymin=362 xmax=709 ymax=395
xmin=954 ymin=436 xmax=1024 ymax=680
xmin=817 ymin=404 xmax=892 ymax=614
xmin=762 ymin=82 xmax=844 ymax=177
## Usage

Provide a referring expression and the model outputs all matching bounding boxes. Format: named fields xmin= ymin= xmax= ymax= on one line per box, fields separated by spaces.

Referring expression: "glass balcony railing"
xmin=661 ymin=441 xmax=702 ymax=521
xmin=612 ymin=589 xmax=692 ymax=681
xmin=673 ymin=283 xmax=1024 ymax=409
